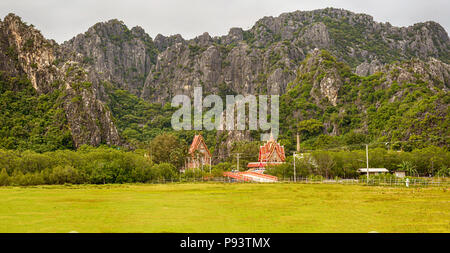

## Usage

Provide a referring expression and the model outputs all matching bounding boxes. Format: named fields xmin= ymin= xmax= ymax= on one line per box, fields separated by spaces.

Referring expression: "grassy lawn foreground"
xmin=0 ymin=183 xmax=449 ymax=233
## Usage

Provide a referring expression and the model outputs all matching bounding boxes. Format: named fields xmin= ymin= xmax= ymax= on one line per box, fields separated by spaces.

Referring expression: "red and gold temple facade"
xmin=247 ymin=134 xmax=286 ymax=170
xmin=185 ymin=134 xmax=212 ymax=170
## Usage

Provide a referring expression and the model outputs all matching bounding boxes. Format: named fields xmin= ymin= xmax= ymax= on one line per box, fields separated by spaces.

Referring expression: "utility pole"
xmin=366 ymin=144 xmax=369 ymax=184
xmin=201 ymin=157 xmax=204 ymax=172
xmin=294 ymin=133 xmax=300 ymax=183
xmin=237 ymin=153 xmax=240 ymax=171
xmin=293 ymin=152 xmax=297 ymax=182
xmin=235 ymin=153 xmax=241 ymax=171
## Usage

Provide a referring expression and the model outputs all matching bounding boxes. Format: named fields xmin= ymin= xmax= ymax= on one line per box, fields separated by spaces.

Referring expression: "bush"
xmin=211 ymin=167 xmax=225 ymax=177
xmin=22 ymin=172 xmax=45 ymax=186
xmin=49 ymin=165 xmax=82 ymax=184
xmin=0 ymin=168 xmax=10 ymax=186
xmin=359 ymin=173 xmax=396 ymax=181
xmin=153 ymin=163 xmax=177 ymax=181
xmin=436 ymin=167 xmax=449 ymax=177
xmin=182 ymin=168 xmax=207 ymax=180
xmin=131 ymin=166 xmax=154 ymax=183
xmin=213 ymin=162 xmax=233 ymax=172
xmin=307 ymin=175 xmax=325 ymax=181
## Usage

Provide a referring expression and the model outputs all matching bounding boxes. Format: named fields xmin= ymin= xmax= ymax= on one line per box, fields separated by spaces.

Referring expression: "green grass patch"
xmin=0 ymin=183 xmax=448 ymax=233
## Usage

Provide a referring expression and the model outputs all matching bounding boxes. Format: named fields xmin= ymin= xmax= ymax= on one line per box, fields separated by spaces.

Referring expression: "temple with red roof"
xmin=185 ymin=134 xmax=212 ymax=170
xmin=247 ymin=133 xmax=286 ymax=171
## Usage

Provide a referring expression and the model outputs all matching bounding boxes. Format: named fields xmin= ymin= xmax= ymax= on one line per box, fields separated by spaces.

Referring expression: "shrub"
xmin=49 ymin=165 xmax=82 ymax=184
xmin=153 ymin=163 xmax=177 ymax=181
xmin=0 ymin=168 xmax=9 ymax=186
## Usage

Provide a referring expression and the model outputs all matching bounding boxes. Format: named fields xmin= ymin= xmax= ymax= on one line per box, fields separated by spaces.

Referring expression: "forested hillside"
xmin=279 ymin=50 xmax=449 ymax=152
xmin=0 ymin=72 xmax=73 ymax=151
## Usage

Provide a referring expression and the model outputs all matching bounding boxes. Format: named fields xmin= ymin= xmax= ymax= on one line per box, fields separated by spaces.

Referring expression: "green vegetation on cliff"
xmin=279 ymin=50 xmax=449 ymax=152
xmin=104 ymin=84 xmax=219 ymax=151
xmin=0 ymin=72 xmax=73 ymax=152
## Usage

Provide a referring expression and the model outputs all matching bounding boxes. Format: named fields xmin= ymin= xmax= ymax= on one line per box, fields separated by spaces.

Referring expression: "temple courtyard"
xmin=0 ymin=183 xmax=448 ymax=233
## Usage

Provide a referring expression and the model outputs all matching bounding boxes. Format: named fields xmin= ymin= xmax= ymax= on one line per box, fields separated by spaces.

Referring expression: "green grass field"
xmin=0 ymin=183 xmax=449 ymax=233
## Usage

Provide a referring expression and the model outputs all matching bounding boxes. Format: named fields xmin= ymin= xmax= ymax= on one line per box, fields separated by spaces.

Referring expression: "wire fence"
xmin=138 ymin=176 xmax=450 ymax=188
xmin=277 ymin=177 xmax=450 ymax=188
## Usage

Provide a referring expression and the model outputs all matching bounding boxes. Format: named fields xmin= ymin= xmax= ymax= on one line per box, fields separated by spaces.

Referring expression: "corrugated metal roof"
xmin=357 ymin=168 xmax=389 ymax=173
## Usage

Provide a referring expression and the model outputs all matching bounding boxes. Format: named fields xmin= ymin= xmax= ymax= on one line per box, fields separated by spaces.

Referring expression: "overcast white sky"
xmin=1 ymin=0 xmax=449 ymax=43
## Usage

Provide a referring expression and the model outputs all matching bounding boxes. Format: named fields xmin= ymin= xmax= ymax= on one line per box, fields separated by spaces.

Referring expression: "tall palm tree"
xmin=397 ymin=161 xmax=418 ymax=177
xmin=436 ymin=166 xmax=449 ymax=178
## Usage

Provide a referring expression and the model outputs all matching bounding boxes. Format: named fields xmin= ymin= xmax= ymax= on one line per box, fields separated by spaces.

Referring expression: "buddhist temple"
xmin=185 ymin=134 xmax=212 ymax=170
xmin=247 ymin=133 xmax=286 ymax=171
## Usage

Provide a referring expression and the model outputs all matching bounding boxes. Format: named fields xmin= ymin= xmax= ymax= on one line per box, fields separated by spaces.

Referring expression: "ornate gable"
xmin=189 ymin=134 xmax=211 ymax=158
xmin=258 ymin=135 xmax=286 ymax=163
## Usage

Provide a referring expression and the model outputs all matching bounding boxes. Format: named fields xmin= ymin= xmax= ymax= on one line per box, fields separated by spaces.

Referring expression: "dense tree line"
xmin=0 ymin=146 xmax=179 ymax=186
xmin=0 ymin=137 xmax=234 ymax=186
xmin=0 ymin=144 xmax=448 ymax=186
xmin=266 ymin=146 xmax=450 ymax=179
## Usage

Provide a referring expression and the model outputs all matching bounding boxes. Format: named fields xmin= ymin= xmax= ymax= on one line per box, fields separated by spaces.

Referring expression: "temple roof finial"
xmin=269 ymin=132 xmax=275 ymax=142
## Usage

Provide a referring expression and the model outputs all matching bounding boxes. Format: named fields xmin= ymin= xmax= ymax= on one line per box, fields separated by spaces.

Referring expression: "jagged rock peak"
xmin=1 ymin=13 xmax=58 ymax=92
xmin=219 ymin=27 xmax=244 ymax=44
xmin=130 ymin=25 xmax=146 ymax=36
xmin=0 ymin=13 xmax=122 ymax=148
xmin=193 ymin=32 xmax=213 ymax=46
xmin=61 ymin=17 xmax=158 ymax=96
xmin=245 ymin=7 xmax=449 ymax=65
xmin=73 ymin=18 xmax=153 ymax=43
xmin=154 ymin=33 xmax=185 ymax=52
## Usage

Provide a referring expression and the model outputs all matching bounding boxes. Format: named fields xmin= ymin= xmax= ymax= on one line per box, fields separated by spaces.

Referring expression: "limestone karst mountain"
xmin=0 ymin=8 xmax=448 ymax=153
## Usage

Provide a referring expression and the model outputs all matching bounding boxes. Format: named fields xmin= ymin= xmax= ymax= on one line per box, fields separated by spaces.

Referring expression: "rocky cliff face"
xmin=137 ymin=8 xmax=449 ymax=103
xmin=297 ymin=49 xmax=343 ymax=106
xmin=57 ymin=61 xmax=121 ymax=147
xmin=381 ymin=58 xmax=450 ymax=91
xmin=0 ymin=14 xmax=121 ymax=148
xmin=247 ymin=9 xmax=449 ymax=62
xmin=1 ymin=7 xmax=449 ymax=151
xmin=61 ymin=19 xmax=157 ymax=98
xmin=141 ymin=31 xmax=301 ymax=102
xmin=56 ymin=8 xmax=450 ymax=105
xmin=0 ymin=14 xmax=59 ymax=93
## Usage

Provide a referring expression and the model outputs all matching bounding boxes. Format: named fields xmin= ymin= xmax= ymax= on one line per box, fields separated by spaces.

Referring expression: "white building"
xmin=394 ymin=171 xmax=406 ymax=178
xmin=357 ymin=168 xmax=389 ymax=176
